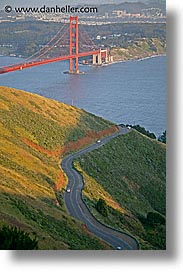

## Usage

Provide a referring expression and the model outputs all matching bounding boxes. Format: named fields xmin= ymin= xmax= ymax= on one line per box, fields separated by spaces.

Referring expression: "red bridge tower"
xmin=69 ymin=16 xmax=79 ymax=73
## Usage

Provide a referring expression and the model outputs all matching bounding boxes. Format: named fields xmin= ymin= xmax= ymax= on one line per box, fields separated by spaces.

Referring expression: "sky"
xmin=0 ymin=0 xmax=150 ymax=10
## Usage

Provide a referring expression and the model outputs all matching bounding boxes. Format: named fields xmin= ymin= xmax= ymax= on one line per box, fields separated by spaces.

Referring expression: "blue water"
xmin=0 ymin=55 xmax=166 ymax=137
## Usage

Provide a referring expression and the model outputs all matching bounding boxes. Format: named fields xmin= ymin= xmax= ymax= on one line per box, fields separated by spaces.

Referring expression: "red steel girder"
xmin=0 ymin=50 xmax=100 ymax=74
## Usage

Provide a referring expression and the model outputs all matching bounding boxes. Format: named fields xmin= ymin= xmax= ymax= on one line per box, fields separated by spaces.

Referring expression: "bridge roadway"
xmin=0 ymin=50 xmax=100 ymax=74
xmin=61 ymin=127 xmax=139 ymax=250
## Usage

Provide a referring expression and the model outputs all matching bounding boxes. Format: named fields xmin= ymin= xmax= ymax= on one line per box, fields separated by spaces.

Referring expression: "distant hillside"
xmin=0 ymin=19 xmax=166 ymax=57
xmin=111 ymin=37 xmax=166 ymax=61
xmin=74 ymin=130 xmax=166 ymax=249
xmin=0 ymin=86 xmax=118 ymax=249
xmin=90 ymin=1 xmax=166 ymax=16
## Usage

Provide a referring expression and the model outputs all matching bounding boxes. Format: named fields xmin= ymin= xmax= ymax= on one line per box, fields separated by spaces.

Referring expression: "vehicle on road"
xmin=62 ymin=128 xmax=139 ymax=250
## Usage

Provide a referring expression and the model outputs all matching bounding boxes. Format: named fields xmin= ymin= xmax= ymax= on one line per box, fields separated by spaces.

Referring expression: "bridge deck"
xmin=0 ymin=50 xmax=100 ymax=74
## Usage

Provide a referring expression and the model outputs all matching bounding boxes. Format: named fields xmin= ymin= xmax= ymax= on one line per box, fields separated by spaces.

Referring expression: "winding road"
xmin=61 ymin=127 xmax=139 ymax=250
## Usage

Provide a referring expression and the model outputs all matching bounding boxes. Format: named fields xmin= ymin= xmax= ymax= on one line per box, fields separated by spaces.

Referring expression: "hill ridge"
xmin=0 ymin=86 xmax=166 ymax=250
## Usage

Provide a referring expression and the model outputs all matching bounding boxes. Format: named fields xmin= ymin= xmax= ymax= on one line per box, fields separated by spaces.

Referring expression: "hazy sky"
xmin=0 ymin=0 xmax=146 ymax=10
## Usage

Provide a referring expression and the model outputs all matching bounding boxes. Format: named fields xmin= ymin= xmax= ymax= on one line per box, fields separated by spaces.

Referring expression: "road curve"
xmin=61 ymin=127 xmax=139 ymax=250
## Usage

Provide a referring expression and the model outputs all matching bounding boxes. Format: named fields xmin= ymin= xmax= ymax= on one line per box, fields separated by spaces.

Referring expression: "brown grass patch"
xmin=22 ymin=137 xmax=60 ymax=157
xmin=22 ymin=126 xmax=119 ymax=157
xmin=55 ymin=171 xmax=66 ymax=191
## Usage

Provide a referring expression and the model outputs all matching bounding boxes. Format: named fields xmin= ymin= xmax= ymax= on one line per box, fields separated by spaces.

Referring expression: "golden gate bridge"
xmin=0 ymin=16 xmax=112 ymax=75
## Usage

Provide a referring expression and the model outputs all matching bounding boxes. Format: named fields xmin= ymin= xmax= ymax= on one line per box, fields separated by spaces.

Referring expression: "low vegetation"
xmin=0 ymin=86 xmax=117 ymax=249
xmin=74 ymin=130 xmax=166 ymax=249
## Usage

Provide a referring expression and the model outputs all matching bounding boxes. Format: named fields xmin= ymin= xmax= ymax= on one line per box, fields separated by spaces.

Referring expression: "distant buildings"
xmin=0 ymin=6 xmax=165 ymax=25
xmin=112 ymin=10 xmax=127 ymax=17
xmin=112 ymin=8 xmax=163 ymax=19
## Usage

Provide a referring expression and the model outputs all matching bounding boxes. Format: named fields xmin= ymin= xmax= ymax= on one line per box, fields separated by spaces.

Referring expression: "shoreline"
xmin=103 ymin=53 xmax=166 ymax=66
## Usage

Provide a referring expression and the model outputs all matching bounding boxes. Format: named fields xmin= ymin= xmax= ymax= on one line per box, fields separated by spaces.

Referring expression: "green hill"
xmin=0 ymin=86 xmax=166 ymax=250
xmin=74 ymin=130 xmax=166 ymax=249
xmin=0 ymin=86 xmax=118 ymax=250
xmin=111 ymin=38 xmax=166 ymax=61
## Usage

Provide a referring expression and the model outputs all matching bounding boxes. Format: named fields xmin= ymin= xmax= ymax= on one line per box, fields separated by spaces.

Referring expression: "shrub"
xmin=146 ymin=212 xmax=166 ymax=226
xmin=0 ymin=225 xmax=38 ymax=250
xmin=158 ymin=131 xmax=166 ymax=144
xmin=126 ymin=124 xmax=156 ymax=140
xmin=96 ymin=198 xmax=108 ymax=217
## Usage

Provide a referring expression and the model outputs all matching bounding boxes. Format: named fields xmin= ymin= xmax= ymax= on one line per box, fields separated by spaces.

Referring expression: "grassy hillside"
xmin=74 ymin=130 xmax=166 ymax=249
xmin=111 ymin=38 xmax=166 ymax=61
xmin=0 ymin=86 xmax=118 ymax=250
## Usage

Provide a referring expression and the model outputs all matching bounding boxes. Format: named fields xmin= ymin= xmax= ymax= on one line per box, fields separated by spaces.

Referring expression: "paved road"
xmin=61 ymin=127 xmax=139 ymax=250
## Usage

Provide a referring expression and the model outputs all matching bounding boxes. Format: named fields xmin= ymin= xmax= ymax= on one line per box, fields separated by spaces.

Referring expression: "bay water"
xmin=0 ymin=55 xmax=166 ymax=137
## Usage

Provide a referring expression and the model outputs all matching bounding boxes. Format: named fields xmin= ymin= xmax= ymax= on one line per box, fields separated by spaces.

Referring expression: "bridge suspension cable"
xmin=79 ymin=26 xmax=96 ymax=50
xmin=31 ymin=26 xmax=69 ymax=60
xmin=25 ymin=23 xmax=68 ymax=61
